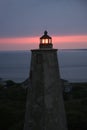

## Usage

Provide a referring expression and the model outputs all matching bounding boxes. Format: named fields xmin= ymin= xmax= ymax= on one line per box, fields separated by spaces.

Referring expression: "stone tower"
xmin=24 ymin=31 xmax=67 ymax=130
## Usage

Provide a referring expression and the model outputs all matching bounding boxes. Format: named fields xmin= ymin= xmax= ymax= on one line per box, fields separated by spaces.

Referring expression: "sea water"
xmin=0 ymin=50 xmax=87 ymax=83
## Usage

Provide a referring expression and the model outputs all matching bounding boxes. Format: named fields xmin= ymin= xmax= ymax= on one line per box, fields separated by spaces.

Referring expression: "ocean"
xmin=0 ymin=50 xmax=87 ymax=83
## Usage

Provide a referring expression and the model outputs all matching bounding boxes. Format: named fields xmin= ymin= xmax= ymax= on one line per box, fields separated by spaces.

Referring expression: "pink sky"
xmin=0 ymin=35 xmax=87 ymax=50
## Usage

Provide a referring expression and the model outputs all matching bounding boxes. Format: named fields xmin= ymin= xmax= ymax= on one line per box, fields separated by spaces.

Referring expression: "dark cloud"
xmin=0 ymin=0 xmax=87 ymax=37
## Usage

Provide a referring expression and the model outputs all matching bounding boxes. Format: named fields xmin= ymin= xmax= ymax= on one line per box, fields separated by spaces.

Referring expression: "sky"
xmin=0 ymin=0 xmax=87 ymax=50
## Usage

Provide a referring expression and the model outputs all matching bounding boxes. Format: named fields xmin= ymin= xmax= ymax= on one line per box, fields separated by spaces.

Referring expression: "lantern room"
xmin=39 ymin=31 xmax=53 ymax=49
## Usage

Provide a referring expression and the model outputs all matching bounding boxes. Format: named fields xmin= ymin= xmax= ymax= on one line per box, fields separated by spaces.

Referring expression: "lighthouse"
xmin=24 ymin=31 xmax=67 ymax=130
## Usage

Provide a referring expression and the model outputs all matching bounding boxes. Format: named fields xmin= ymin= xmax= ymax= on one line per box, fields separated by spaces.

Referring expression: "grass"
xmin=0 ymin=82 xmax=26 ymax=130
xmin=64 ymin=82 xmax=87 ymax=130
xmin=0 ymin=81 xmax=87 ymax=130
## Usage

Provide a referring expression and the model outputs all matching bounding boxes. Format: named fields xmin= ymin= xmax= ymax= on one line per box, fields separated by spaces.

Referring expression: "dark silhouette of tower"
xmin=24 ymin=31 xmax=67 ymax=130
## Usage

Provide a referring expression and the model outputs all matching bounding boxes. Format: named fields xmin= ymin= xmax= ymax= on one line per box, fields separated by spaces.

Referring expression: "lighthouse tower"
xmin=24 ymin=31 xmax=67 ymax=130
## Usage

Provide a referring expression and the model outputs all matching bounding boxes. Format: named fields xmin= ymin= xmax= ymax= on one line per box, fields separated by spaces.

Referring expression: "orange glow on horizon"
xmin=53 ymin=35 xmax=87 ymax=43
xmin=0 ymin=35 xmax=87 ymax=44
xmin=0 ymin=35 xmax=87 ymax=50
xmin=0 ymin=36 xmax=39 ymax=44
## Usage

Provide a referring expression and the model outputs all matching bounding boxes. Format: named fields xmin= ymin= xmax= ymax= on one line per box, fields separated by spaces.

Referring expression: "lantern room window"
xmin=42 ymin=39 xmax=48 ymax=44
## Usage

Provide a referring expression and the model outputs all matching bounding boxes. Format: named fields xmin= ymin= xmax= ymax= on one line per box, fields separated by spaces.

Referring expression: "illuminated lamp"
xmin=39 ymin=31 xmax=53 ymax=49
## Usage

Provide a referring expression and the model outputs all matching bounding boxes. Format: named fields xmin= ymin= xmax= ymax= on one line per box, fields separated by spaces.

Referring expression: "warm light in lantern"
xmin=42 ymin=39 xmax=48 ymax=44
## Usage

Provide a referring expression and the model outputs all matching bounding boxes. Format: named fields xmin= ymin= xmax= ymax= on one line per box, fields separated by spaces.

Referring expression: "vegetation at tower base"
xmin=0 ymin=79 xmax=87 ymax=130
xmin=0 ymin=80 xmax=26 ymax=130
xmin=64 ymin=82 xmax=87 ymax=130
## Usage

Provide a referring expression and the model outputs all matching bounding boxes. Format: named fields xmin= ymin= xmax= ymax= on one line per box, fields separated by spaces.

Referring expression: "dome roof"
xmin=40 ymin=31 xmax=51 ymax=39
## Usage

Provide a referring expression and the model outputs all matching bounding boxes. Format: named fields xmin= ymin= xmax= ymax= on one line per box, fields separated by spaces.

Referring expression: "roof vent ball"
xmin=44 ymin=30 xmax=47 ymax=35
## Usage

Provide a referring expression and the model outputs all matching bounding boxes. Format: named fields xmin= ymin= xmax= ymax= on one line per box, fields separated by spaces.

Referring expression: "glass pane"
xmin=45 ymin=39 xmax=48 ymax=43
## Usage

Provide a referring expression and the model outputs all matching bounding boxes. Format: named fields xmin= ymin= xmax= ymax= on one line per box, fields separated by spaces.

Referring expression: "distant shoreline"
xmin=0 ymin=48 xmax=87 ymax=52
